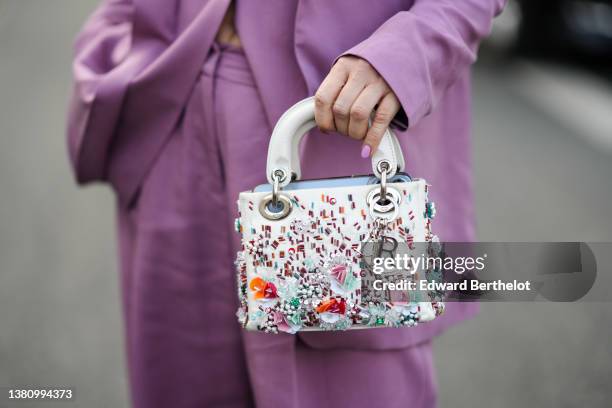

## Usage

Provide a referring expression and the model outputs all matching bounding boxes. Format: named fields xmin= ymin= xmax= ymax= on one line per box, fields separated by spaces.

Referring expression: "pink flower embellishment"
xmin=272 ymin=311 xmax=300 ymax=334
xmin=329 ymin=264 xmax=348 ymax=285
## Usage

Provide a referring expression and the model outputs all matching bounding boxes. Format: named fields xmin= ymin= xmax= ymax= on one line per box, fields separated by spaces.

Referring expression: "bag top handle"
xmin=266 ymin=97 xmax=405 ymax=187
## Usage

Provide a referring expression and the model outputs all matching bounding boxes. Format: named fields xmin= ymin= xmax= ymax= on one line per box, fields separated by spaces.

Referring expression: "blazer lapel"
xmin=108 ymin=0 xmax=231 ymax=207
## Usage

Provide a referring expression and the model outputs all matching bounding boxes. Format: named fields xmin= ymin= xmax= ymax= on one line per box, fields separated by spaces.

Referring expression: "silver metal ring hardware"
xmin=260 ymin=169 xmax=292 ymax=221
xmin=367 ymin=187 xmax=401 ymax=221
xmin=376 ymin=159 xmax=391 ymax=177
xmin=368 ymin=160 xmax=400 ymax=221
xmin=369 ymin=199 xmax=399 ymax=221
xmin=380 ymin=166 xmax=388 ymax=202
xmin=271 ymin=169 xmax=287 ymax=205
xmin=377 ymin=159 xmax=391 ymax=205
xmin=367 ymin=188 xmax=400 ymax=211
xmin=259 ymin=193 xmax=292 ymax=221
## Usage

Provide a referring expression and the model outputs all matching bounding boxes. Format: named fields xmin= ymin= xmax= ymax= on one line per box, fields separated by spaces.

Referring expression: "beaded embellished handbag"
xmin=235 ymin=97 xmax=444 ymax=333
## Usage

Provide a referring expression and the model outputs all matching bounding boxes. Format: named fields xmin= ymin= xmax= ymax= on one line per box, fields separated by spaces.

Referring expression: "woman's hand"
xmin=314 ymin=56 xmax=401 ymax=158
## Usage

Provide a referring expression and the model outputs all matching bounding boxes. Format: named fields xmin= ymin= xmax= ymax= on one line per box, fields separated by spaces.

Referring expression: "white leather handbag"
xmin=235 ymin=97 xmax=444 ymax=333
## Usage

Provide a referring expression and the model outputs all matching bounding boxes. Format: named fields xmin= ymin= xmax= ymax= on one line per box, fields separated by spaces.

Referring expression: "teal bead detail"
xmin=425 ymin=202 xmax=436 ymax=219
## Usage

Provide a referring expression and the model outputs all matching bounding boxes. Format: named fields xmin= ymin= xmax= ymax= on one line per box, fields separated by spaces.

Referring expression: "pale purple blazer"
xmin=67 ymin=0 xmax=505 ymax=350
xmin=68 ymin=0 xmax=505 ymax=206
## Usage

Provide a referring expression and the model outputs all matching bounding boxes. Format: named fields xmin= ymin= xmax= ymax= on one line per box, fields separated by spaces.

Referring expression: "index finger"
xmin=362 ymin=93 xmax=400 ymax=156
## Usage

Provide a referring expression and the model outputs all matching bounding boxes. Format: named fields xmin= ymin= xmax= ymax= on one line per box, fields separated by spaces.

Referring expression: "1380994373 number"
xmin=6 ymin=388 xmax=74 ymax=400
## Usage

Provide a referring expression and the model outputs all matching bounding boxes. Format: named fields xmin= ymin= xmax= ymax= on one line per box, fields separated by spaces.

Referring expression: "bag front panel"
xmin=235 ymin=180 xmax=442 ymax=333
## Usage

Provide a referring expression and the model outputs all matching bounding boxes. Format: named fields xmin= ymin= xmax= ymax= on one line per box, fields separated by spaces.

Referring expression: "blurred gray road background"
xmin=1 ymin=1 xmax=611 ymax=407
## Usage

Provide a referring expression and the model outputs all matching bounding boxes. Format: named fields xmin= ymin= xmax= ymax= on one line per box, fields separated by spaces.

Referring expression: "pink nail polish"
xmin=360 ymin=145 xmax=371 ymax=158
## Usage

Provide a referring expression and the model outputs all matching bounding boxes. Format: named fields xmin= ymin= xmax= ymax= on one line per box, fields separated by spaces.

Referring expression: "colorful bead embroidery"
xmin=235 ymin=180 xmax=444 ymax=333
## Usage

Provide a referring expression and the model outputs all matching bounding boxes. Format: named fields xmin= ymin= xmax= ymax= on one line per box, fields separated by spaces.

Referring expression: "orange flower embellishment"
xmin=249 ymin=277 xmax=278 ymax=300
xmin=316 ymin=298 xmax=346 ymax=315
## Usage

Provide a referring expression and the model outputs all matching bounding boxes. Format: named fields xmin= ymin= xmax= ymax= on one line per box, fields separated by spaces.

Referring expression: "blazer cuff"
xmin=336 ymin=33 xmax=433 ymax=131
xmin=336 ymin=49 xmax=423 ymax=131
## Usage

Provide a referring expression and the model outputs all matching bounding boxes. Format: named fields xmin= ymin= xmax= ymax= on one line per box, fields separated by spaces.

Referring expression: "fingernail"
xmin=360 ymin=144 xmax=371 ymax=159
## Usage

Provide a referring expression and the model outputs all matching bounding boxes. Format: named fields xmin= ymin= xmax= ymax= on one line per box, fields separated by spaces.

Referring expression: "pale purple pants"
xmin=117 ymin=44 xmax=437 ymax=408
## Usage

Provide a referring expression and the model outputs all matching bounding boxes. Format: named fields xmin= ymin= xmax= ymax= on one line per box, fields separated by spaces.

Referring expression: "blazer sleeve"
xmin=66 ymin=0 xmax=134 ymax=184
xmin=339 ymin=0 xmax=506 ymax=129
